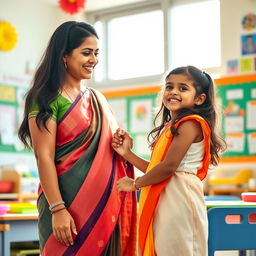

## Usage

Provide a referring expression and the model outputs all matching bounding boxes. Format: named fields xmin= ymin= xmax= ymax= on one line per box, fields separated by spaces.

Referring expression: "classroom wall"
xmin=0 ymin=0 xmax=255 ymax=77
xmin=220 ymin=0 xmax=256 ymax=75
xmin=0 ymin=0 xmax=85 ymax=75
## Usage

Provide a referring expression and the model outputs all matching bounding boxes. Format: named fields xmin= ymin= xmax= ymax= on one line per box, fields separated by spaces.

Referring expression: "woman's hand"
xmin=117 ymin=176 xmax=135 ymax=192
xmin=112 ymin=128 xmax=133 ymax=156
xmin=52 ymin=208 xmax=77 ymax=246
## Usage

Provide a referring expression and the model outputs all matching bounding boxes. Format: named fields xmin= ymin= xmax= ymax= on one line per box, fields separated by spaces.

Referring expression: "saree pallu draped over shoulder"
xmin=38 ymin=88 xmax=137 ymax=256
xmin=138 ymin=115 xmax=211 ymax=256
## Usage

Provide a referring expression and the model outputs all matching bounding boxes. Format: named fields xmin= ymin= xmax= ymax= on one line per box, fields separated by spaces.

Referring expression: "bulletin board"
xmin=102 ymin=85 xmax=160 ymax=159
xmin=0 ymin=79 xmax=28 ymax=153
xmin=215 ymin=74 xmax=256 ymax=162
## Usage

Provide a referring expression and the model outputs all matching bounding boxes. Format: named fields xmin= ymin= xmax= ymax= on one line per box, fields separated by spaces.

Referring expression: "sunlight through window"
xmin=169 ymin=0 xmax=220 ymax=69
xmin=107 ymin=11 xmax=164 ymax=80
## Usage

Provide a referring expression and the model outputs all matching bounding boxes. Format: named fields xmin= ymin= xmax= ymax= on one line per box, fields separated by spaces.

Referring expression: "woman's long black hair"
xmin=18 ymin=21 xmax=98 ymax=148
xmin=148 ymin=65 xmax=226 ymax=166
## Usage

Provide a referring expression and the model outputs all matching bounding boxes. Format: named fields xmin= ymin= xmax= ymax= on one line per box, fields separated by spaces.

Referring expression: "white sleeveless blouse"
xmin=176 ymin=140 xmax=204 ymax=175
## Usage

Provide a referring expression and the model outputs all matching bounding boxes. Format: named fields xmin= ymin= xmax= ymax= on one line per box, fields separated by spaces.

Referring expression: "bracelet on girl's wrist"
xmin=49 ymin=200 xmax=65 ymax=211
xmin=133 ymin=177 xmax=141 ymax=191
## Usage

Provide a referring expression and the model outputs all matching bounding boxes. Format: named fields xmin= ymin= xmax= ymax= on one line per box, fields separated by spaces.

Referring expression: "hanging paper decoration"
xmin=59 ymin=0 xmax=86 ymax=15
xmin=0 ymin=21 xmax=18 ymax=51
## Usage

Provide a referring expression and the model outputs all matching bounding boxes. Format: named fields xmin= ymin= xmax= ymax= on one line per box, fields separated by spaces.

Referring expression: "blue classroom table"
xmin=0 ymin=213 xmax=39 ymax=256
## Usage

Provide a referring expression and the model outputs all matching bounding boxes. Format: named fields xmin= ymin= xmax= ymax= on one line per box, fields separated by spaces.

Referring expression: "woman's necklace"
xmin=63 ymin=87 xmax=75 ymax=103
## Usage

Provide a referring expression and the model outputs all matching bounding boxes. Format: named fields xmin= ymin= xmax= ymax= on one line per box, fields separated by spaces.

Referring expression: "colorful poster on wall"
xmin=134 ymin=134 xmax=151 ymax=156
xmin=241 ymin=34 xmax=256 ymax=55
xmin=108 ymin=98 xmax=127 ymax=130
xmin=241 ymin=13 xmax=256 ymax=33
xmin=130 ymin=99 xmax=153 ymax=133
xmin=0 ymin=85 xmax=16 ymax=102
xmin=226 ymin=59 xmax=239 ymax=75
xmin=248 ymin=133 xmax=256 ymax=154
xmin=224 ymin=100 xmax=244 ymax=133
xmin=246 ymin=101 xmax=256 ymax=129
xmin=251 ymin=88 xmax=256 ymax=98
xmin=0 ymin=105 xmax=16 ymax=145
xmin=226 ymin=133 xmax=245 ymax=152
xmin=226 ymin=89 xmax=243 ymax=100
xmin=240 ymin=58 xmax=254 ymax=73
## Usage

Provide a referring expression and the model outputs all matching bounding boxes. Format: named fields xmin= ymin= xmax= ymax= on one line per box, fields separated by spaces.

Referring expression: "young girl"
xmin=112 ymin=65 xmax=226 ymax=256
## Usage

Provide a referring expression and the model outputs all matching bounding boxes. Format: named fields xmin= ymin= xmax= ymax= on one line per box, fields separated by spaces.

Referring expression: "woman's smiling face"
xmin=64 ymin=35 xmax=99 ymax=81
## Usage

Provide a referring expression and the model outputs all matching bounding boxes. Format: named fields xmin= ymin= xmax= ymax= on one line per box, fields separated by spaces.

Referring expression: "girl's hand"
xmin=112 ymin=128 xmax=133 ymax=156
xmin=52 ymin=208 xmax=77 ymax=246
xmin=117 ymin=176 xmax=135 ymax=192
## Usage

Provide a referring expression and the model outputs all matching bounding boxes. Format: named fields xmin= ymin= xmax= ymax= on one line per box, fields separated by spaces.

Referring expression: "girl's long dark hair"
xmin=18 ymin=21 xmax=98 ymax=148
xmin=148 ymin=65 xmax=226 ymax=166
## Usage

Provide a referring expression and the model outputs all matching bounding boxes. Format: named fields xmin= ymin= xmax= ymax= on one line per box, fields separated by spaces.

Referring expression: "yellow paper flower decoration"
xmin=0 ymin=21 xmax=18 ymax=51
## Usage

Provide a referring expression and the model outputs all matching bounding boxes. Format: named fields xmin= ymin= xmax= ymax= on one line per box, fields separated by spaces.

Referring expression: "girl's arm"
xmin=117 ymin=120 xmax=203 ymax=191
xmin=112 ymin=129 xmax=149 ymax=173
xmin=29 ymin=118 xmax=77 ymax=246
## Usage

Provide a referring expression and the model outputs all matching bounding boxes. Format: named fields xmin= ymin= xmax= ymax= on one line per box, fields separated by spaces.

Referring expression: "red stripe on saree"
xmin=56 ymin=94 xmax=92 ymax=147
xmin=76 ymin=159 xmax=125 ymax=255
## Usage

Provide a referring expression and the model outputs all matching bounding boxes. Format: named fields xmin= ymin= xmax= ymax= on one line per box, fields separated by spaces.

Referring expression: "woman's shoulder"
xmin=50 ymin=93 xmax=71 ymax=107
xmin=28 ymin=94 xmax=71 ymax=121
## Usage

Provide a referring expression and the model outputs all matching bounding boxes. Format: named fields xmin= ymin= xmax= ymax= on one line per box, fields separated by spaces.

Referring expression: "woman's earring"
xmin=64 ymin=62 xmax=67 ymax=69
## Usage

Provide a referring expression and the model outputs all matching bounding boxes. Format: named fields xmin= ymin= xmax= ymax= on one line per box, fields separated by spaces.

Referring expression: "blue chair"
xmin=208 ymin=207 xmax=256 ymax=256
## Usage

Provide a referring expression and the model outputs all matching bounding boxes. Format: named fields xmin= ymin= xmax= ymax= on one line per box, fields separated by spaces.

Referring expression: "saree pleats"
xmin=38 ymin=88 xmax=137 ymax=256
xmin=138 ymin=115 xmax=211 ymax=256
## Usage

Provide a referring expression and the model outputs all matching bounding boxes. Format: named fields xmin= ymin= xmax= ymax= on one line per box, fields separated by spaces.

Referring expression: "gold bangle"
xmin=51 ymin=207 xmax=66 ymax=215
xmin=133 ymin=177 xmax=140 ymax=191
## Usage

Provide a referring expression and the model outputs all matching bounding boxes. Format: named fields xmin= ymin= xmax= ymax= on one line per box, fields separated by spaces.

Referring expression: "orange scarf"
xmin=138 ymin=115 xmax=211 ymax=256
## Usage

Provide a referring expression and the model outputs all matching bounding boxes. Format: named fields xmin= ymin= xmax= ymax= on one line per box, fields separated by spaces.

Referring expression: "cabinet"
xmin=0 ymin=170 xmax=38 ymax=202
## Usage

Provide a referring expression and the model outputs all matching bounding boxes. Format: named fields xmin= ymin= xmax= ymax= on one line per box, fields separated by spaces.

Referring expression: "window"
xmin=107 ymin=11 xmax=164 ymax=80
xmin=169 ymin=0 xmax=220 ymax=69
xmin=88 ymin=0 xmax=221 ymax=87
xmin=93 ymin=10 xmax=164 ymax=83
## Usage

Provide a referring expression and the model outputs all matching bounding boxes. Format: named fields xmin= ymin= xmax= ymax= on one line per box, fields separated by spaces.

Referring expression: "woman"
xmin=18 ymin=21 xmax=137 ymax=256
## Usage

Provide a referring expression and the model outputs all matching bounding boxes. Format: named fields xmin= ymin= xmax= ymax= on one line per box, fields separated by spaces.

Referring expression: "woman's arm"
xmin=29 ymin=117 xmax=77 ymax=246
xmin=29 ymin=118 xmax=61 ymax=205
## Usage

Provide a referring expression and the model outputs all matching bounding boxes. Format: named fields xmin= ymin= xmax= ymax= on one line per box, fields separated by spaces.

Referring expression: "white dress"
xmin=153 ymin=140 xmax=208 ymax=256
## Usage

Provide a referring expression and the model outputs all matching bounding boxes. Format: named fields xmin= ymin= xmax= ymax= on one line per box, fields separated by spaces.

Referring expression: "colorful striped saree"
xmin=38 ymin=88 xmax=137 ymax=256
xmin=138 ymin=115 xmax=211 ymax=256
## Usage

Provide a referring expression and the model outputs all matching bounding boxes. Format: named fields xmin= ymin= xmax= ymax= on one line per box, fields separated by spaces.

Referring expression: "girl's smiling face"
xmin=163 ymin=74 xmax=205 ymax=119
xmin=63 ymin=35 xmax=99 ymax=81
